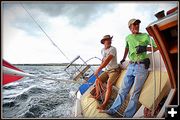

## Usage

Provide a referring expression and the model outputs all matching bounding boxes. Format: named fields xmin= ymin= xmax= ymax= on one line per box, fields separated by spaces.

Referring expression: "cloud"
xmin=2 ymin=2 xmax=119 ymax=39
xmin=4 ymin=2 xmax=118 ymax=32
xmin=2 ymin=3 xmax=45 ymax=36
xmin=25 ymin=2 xmax=117 ymax=27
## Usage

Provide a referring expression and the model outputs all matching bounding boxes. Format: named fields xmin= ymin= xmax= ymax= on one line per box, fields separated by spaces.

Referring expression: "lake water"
xmin=2 ymin=65 xmax=95 ymax=118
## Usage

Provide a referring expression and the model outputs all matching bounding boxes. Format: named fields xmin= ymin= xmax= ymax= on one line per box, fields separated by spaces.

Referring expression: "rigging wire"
xmin=20 ymin=2 xmax=70 ymax=62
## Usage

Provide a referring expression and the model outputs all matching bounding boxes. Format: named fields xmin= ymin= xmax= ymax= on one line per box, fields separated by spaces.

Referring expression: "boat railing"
xmin=64 ymin=55 xmax=100 ymax=82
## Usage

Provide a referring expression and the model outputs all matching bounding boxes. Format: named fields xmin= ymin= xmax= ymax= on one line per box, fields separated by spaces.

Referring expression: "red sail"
xmin=3 ymin=60 xmax=24 ymax=85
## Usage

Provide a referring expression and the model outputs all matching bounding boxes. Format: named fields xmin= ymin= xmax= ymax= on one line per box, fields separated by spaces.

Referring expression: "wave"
xmin=2 ymin=65 xmax=77 ymax=118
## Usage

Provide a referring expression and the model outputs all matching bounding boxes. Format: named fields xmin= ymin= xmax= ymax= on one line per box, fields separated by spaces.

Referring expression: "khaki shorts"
xmin=98 ymin=67 xmax=121 ymax=85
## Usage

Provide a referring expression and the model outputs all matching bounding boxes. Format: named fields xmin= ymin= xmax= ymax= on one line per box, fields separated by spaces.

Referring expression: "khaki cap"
xmin=128 ymin=19 xmax=141 ymax=27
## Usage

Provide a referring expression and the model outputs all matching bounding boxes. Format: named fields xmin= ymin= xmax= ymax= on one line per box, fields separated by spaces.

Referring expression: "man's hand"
xmin=94 ymin=69 xmax=99 ymax=78
xmin=120 ymin=59 xmax=125 ymax=64
xmin=136 ymin=45 xmax=147 ymax=54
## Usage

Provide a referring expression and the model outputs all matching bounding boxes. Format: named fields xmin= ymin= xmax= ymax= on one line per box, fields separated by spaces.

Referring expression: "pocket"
xmin=141 ymin=64 xmax=146 ymax=69
xmin=136 ymin=64 xmax=146 ymax=72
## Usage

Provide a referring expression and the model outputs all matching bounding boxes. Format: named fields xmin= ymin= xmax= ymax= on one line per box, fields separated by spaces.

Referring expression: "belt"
xmin=129 ymin=60 xmax=144 ymax=64
xmin=129 ymin=58 xmax=150 ymax=69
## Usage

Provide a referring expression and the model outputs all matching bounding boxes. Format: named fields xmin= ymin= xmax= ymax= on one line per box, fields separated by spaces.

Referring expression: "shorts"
xmin=99 ymin=67 xmax=121 ymax=85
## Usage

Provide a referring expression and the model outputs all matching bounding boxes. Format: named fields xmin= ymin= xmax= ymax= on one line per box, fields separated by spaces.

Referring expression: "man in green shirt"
xmin=100 ymin=18 xmax=158 ymax=117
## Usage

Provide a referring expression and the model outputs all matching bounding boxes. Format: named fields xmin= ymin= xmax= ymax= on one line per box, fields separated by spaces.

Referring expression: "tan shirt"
xmin=101 ymin=46 xmax=119 ymax=70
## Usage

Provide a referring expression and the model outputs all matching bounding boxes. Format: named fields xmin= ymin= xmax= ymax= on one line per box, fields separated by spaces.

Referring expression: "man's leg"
xmin=106 ymin=64 xmax=135 ymax=115
xmin=90 ymin=71 xmax=108 ymax=100
xmin=93 ymin=79 xmax=101 ymax=99
xmin=97 ymin=80 xmax=113 ymax=110
xmin=123 ymin=64 xmax=148 ymax=117
xmin=97 ymin=70 xmax=120 ymax=110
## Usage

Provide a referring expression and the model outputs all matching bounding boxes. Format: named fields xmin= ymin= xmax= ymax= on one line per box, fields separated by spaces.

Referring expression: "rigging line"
xmin=159 ymin=53 xmax=162 ymax=103
xmin=20 ymin=3 xmax=84 ymax=76
xmin=37 ymin=76 xmax=92 ymax=85
xmin=31 ymin=75 xmax=93 ymax=85
xmin=150 ymin=39 xmax=156 ymax=117
xmin=19 ymin=3 xmax=70 ymax=62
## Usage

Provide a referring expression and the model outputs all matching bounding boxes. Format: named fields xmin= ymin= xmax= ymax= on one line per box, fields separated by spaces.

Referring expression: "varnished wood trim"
xmin=146 ymin=25 xmax=176 ymax=89
xmin=159 ymin=20 xmax=177 ymax=31
xmin=152 ymin=24 xmax=176 ymax=88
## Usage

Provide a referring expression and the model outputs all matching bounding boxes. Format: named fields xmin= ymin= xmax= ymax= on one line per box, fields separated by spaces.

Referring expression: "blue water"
xmin=2 ymin=65 xmax=89 ymax=118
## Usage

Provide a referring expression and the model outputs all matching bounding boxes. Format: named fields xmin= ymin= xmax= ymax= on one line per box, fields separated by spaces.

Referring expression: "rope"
xmin=76 ymin=74 xmax=121 ymax=117
xmin=76 ymin=84 xmax=123 ymax=117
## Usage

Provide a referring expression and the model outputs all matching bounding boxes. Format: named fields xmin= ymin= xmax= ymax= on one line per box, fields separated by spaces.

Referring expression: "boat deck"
xmin=79 ymin=54 xmax=171 ymax=118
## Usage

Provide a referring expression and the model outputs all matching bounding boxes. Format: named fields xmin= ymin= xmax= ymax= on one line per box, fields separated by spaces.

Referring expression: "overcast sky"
xmin=2 ymin=1 xmax=178 ymax=64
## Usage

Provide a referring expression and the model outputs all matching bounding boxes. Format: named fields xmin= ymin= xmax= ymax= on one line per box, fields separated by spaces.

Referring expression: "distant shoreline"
xmin=13 ymin=63 xmax=100 ymax=66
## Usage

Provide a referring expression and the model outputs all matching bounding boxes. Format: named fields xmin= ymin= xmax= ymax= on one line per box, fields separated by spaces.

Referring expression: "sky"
xmin=2 ymin=1 xmax=178 ymax=64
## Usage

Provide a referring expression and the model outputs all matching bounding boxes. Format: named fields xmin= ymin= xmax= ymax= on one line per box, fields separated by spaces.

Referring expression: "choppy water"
xmin=2 ymin=65 xmax=91 ymax=118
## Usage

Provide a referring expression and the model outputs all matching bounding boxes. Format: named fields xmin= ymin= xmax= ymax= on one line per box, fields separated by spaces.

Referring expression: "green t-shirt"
xmin=125 ymin=33 xmax=157 ymax=62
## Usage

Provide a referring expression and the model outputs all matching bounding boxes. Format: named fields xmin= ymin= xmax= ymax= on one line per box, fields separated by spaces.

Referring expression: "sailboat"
xmin=2 ymin=6 xmax=178 ymax=118
xmin=72 ymin=7 xmax=178 ymax=118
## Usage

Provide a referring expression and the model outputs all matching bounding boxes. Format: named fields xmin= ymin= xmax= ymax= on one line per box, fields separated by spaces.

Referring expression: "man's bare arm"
xmin=120 ymin=48 xmax=129 ymax=64
xmin=122 ymin=48 xmax=129 ymax=60
xmin=94 ymin=55 xmax=113 ymax=76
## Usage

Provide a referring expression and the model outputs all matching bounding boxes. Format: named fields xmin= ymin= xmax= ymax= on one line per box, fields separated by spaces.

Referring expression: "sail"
xmin=2 ymin=60 xmax=24 ymax=85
